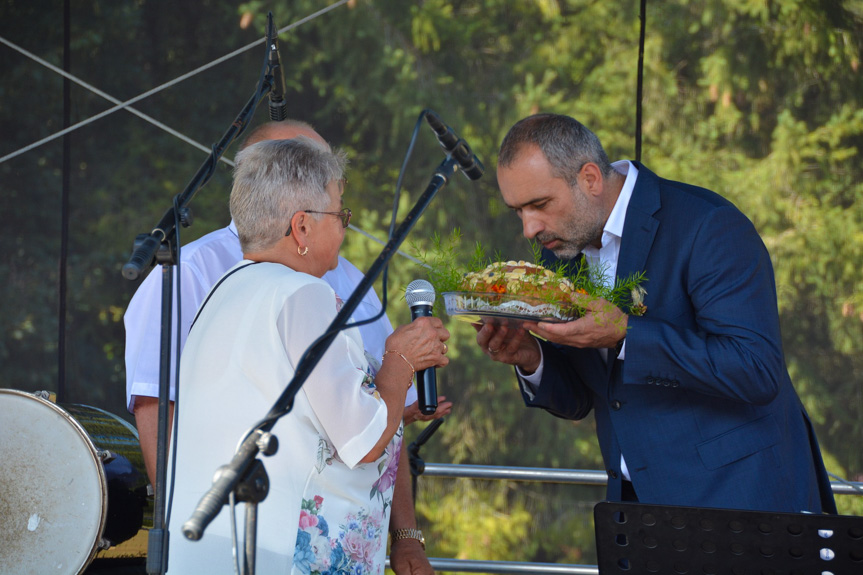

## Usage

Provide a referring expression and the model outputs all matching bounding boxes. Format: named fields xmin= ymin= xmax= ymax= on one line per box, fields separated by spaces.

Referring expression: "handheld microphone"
xmin=405 ymin=279 xmax=437 ymax=415
xmin=424 ymin=109 xmax=485 ymax=181
xmin=266 ymin=16 xmax=288 ymax=121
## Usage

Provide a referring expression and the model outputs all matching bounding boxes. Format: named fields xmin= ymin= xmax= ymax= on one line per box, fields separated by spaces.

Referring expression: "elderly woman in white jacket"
xmin=167 ymin=137 xmax=449 ymax=575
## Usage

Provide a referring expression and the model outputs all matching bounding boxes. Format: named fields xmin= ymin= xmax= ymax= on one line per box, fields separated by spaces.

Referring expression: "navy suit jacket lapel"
xmin=606 ymin=163 xmax=660 ymax=379
xmin=617 ymin=162 xmax=661 ymax=282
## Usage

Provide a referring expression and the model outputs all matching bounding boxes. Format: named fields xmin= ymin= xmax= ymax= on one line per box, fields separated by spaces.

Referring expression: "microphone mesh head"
xmin=405 ymin=279 xmax=436 ymax=307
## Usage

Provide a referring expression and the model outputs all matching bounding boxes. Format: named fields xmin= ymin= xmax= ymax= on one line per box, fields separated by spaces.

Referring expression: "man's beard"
xmin=536 ymin=230 xmax=596 ymax=259
xmin=536 ymin=189 xmax=605 ymax=260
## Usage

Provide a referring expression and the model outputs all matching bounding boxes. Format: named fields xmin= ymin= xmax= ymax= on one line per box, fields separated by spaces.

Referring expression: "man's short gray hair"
xmin=230 ymin=137 xmax=347 ymax=253
xmin=498 ymin=114 xmax=614 ymax=184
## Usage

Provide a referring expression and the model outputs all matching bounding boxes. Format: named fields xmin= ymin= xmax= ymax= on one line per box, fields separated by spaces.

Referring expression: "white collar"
xmin=602 ymin=160 xmax=639 ymax=240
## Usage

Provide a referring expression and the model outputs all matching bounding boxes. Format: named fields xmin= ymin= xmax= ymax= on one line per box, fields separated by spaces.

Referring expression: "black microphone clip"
xmin=266 ymin=13 xmax=288 ymax=121
xmin=424 ymin=109 xmax=485 ymax=181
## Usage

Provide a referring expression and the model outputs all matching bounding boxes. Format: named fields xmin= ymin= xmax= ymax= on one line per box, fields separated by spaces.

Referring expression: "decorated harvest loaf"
xmin=423 ymin=234 xmax=647 ymax=321
xmin=460 ymin=260 xmax=576 ymax=300
xmin=447 ymin=260 xmax=579 ymax=320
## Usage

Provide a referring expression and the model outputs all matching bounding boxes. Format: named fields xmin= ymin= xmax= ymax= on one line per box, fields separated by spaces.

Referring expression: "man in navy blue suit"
xmin=477 ymin=113 xmax=836 ymax=513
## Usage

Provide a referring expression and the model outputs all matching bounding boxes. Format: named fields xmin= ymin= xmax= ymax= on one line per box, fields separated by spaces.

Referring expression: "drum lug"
xmin=97 ymin=537 xmax=113 ymax=550
xmin=33 ymin=390 xmax=57 ymax=403
xmin=97 ymin=449 xmax=116 ymax=464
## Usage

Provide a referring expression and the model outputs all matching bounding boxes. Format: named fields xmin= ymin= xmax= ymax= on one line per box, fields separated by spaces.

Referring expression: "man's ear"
xmin=580 ymin=162 xmax=603 ymax=196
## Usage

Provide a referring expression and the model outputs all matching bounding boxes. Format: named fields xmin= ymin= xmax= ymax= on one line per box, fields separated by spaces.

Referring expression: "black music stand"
xmin=594 ymin=501 xmax=863 ymax=574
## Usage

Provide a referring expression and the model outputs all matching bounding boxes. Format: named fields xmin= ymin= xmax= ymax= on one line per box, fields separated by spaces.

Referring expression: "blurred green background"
xmin=1 ymin=0 xmax=861 ymax=567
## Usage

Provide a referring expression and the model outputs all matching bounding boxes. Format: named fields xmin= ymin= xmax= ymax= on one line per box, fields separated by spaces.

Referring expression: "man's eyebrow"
xmin=505 ymin=195 xmax=552 ymax=210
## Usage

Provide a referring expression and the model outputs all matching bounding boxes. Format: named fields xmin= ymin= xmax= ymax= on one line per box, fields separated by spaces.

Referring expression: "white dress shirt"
xmin=520 ymin=160 xmax=639 ymax=479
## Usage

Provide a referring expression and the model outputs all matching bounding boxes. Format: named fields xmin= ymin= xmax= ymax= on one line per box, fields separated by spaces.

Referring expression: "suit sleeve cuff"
xmin=516 ymin=344 xmax=545 ymax=399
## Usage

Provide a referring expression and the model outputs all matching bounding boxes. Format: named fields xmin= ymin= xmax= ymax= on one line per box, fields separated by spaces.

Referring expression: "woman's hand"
xmin=361 ymin=317 xmax=450 ymax=463
xmin=389 ymin=538 xmax=433 ymax=575
xmin=404 ymin=396 xmax=453 ymax=425
xmin=387 ymin=316 xmax=450 ymax=372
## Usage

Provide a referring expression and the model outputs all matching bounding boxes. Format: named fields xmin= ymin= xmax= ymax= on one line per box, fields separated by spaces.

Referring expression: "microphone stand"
xmin=182 ymin=155 xmax=465 ymax=571
xmin=122 ymin=19 xmax=282 ymax=575
xmin=408 ymin=417 xmax=446 ymax=499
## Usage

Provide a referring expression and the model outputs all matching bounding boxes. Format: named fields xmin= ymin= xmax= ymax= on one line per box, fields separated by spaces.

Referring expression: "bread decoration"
xmin=415 ymin=231 xmax=647 ymax=322
xmin=448 ymin=260 xmax=579 ymax=321
xmin=460 ymin=261 xmax=578 ymax=301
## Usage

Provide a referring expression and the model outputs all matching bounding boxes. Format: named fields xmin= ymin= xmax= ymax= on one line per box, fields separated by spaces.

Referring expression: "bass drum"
xmin=0 ymin=389 xmax=151 ymax=575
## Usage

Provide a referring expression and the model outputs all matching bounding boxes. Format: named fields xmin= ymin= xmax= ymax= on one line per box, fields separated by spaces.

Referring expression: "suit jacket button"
xmin=608 ymin=470 xmax=618 ymax=479
xmin=663 ymin=380 xmax=671 ymax=386
xmin=611 ymin=400 xmax=622 ymax=410
xmin=646 ymin=377 xmax=655 ymax=385
xmin=672 ymin=380 xmax=680 ymax=387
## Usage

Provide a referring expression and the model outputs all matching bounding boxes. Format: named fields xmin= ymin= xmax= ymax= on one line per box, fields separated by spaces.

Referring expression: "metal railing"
xmin=422 ymin=463 xmax=863 ymax=495
xmin=423 ymin=559 xmax=598 ymax=575
xmin=402 ymin=463 xmax=863 ymax=575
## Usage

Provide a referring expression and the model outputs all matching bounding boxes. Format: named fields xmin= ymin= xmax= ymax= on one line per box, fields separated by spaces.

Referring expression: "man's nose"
xmin=522 ymin=215 xmax=543 ymax=239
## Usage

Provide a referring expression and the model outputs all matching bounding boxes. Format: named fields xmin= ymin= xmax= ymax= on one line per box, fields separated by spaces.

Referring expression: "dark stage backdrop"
xmin=1 ymin=0 xmax=861 ymax=566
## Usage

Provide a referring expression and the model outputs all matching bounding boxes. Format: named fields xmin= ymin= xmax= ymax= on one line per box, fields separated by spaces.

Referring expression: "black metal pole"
xmin=635 ymin=0 xmax=647 ymax=163
xmin=58 ymin=0 xmax=71 ymax=402
xmin=408 ymin=417 xmax=446 ymax=499
xmin=146 ymin=261 xmax=175 ymax=575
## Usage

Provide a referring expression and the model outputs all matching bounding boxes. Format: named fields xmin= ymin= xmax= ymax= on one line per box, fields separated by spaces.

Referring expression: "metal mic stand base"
xmin=235 ymin=459 xmax=271 ymax=575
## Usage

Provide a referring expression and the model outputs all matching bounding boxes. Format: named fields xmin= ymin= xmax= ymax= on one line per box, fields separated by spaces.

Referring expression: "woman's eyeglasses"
xmin=305 ymin=207 xmax=352 ymax=228
xmin=285 ymin=207 xmax=352 ymax=236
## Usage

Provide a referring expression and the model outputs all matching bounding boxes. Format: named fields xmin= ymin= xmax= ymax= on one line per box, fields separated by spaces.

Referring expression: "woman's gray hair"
xmin=498 ymin=114 xmax=614 ymax=184
xmin=230 ymin=137 xmax=347 ymax=253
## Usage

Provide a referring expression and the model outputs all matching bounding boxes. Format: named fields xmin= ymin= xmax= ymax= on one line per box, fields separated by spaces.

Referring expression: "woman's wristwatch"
xmin=391 ymin=528 xmax=425 ymax=549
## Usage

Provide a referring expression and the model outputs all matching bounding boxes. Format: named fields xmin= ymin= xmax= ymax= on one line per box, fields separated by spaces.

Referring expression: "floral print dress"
xmin=292 ymin=358 xmax=404 ymax=575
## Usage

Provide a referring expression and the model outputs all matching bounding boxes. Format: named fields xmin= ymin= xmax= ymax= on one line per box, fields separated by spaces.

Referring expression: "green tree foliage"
xmin=1 ymin=0 xmax=861 ymax=568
